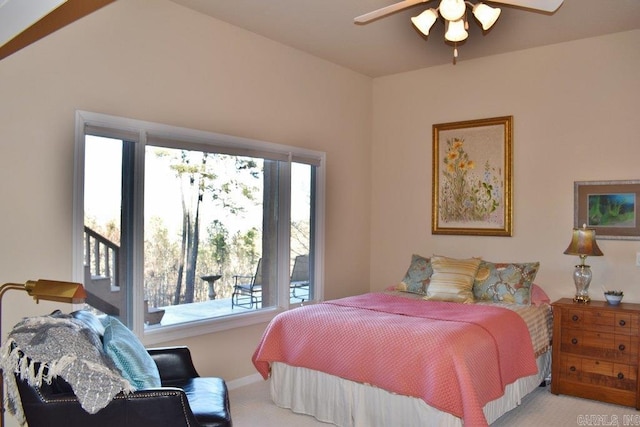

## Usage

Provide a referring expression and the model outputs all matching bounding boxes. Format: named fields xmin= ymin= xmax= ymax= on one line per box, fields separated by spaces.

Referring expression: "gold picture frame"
xmin=432 ymin=116 xmax=513 ymax=236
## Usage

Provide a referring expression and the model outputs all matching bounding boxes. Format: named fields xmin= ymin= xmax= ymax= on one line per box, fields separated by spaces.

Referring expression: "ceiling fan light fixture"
xmin=445 ymin=18 xmax=468 ymax=42
xmin=411 ymin=8 xmax=438 ymax=36
xmin=472 ymin=3 xmax=501 ymax=30
xmin=355 ymin=0 xmax=566 ymax=65
xmin=438 ymin=0 xmax=466 ymax=21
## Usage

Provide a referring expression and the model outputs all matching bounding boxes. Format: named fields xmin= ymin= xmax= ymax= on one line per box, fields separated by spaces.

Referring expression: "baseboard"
xmin=227 ymin=372 xmax=264 ymax=390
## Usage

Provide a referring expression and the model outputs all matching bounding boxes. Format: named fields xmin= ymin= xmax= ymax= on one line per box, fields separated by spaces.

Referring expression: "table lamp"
xmin=563 ymin=225 xmax=604 ymax=303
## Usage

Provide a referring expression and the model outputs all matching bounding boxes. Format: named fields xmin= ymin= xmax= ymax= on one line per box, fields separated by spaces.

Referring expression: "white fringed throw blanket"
xmin=0 ymin=315 xmax=133 ymax=426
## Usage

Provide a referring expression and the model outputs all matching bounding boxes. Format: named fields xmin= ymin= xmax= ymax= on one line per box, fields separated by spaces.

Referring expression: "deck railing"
xmin=84 ymin=226 xmax=119 ymax=288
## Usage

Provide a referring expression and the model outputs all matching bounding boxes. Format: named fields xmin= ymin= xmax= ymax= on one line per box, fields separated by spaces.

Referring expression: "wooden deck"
xmin=144 ymin=292 xmax=307 ymax=329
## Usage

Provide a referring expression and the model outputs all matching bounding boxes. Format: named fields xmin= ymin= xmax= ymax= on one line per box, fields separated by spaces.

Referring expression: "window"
xmin=73 ymin=111 xmax=325 ymax=342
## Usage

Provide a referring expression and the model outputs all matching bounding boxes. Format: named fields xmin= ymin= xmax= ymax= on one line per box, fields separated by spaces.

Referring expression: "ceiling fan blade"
xmin=488 ymin=0 xmax=564 ymax=13
xmin=354 ymin=0 xmax=429 ymax=24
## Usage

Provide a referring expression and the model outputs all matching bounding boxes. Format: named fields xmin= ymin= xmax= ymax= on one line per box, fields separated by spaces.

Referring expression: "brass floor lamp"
xmin=0 ymin=280 xmax=87 ymax=427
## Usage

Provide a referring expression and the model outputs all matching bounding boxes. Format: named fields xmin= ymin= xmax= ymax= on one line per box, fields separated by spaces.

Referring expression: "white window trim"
xmin=73 ymin=110 xmax=325 ymax=343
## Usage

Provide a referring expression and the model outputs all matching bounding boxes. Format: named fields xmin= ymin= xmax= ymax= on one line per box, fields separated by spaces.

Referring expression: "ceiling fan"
xmin=355 ymin=0 xmax=564 ymax=60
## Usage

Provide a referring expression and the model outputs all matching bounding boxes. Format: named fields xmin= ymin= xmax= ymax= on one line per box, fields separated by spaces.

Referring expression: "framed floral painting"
xmin=432 ymin=116 xmax=513 ymax=236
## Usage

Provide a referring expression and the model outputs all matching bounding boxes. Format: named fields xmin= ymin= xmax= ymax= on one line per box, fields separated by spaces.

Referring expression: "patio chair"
xmin=231 ymin=259 xmax=262 ymax=309
xmin=290 ymin=254 xmax=310 ymax=301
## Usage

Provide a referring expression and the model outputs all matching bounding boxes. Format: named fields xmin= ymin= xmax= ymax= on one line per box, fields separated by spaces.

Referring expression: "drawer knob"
xmin=572 ymin=315 xmax=579 ymax=322
xmin=570 ymin=366 xmax=576 ymax=372
xmin=618 ymin=372 xmax=625 ymax=380
xmin=619 ymin=344 xmax=626 ymax=351
xmin=619 ymin=320 xmax=626 ymax=327
xmin=571 ymin=338 xmax=578 ymax=345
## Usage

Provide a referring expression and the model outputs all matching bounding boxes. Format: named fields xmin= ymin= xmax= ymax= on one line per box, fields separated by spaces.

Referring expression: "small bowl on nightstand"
xmin=604 ymin=291 xmax=624 ymax=306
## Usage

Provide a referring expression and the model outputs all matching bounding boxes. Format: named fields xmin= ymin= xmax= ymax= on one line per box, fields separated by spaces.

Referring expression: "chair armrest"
xmin=147 ymin=346 xmax=200 ymax=382
xmin=17 ymin=378 xmax=200 ymax=427
xmin=290 ymin=280 xmax=309 ymax=288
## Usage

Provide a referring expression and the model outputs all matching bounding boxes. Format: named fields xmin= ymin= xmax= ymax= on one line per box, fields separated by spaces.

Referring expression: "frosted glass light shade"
xmin=411 ymin=9 xmax=438 ymax=36
xmin=438 ymin=0 xmax=466 ymax=21
xmin=445 ymin=19 xmax=468 ymax=42
xmin=472 ymin=3 xmax=501 ymax=30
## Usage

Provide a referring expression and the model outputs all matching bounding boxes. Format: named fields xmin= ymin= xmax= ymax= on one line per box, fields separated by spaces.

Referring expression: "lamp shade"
xmin=439 ymin=0 xmax=466 ymax=21
xmin=445 ymin=19 xmax=468 ymax=42
xmin=472 ymin=3 xmax=501 ymax=30
xmin=411 ymin=8 xmax=438 ymax=36
xmin=563 ymin=227 xmax=604 ymax=257
xmin=24 ymin=279 xmax=87 ymax=304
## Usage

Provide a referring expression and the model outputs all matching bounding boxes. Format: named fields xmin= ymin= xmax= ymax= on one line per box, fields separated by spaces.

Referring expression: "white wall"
xmin=370 ymin=30 xmax=640 ymax=304
xmin=0 ymin=0 xmax=372 ymax=411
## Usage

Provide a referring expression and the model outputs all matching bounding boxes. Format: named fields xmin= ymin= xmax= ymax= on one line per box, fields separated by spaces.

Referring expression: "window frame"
xmin=73 ymin=110 xmax=325 ymax=344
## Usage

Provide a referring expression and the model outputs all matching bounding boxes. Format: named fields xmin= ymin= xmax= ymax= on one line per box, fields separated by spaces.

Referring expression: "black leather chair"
xmin=15 ymin=346 xmax=232 ymax=427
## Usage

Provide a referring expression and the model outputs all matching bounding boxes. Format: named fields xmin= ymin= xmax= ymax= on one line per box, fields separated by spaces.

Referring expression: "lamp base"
xmin=573 ymin=264 xmax=592 ymax=304
xmin=573 ymin=294 xmax=591 ymax=304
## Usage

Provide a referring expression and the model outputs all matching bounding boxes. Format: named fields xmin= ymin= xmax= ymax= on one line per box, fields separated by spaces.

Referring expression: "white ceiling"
xmin=0 ymin=0 xmax=67 ymax=47
xmin=168 ymin=0 xmax=640 ymax=77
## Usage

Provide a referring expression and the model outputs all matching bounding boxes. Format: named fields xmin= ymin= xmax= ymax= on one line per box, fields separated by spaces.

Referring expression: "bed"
xmin=252 ymin=255 xmax=553 ymax=427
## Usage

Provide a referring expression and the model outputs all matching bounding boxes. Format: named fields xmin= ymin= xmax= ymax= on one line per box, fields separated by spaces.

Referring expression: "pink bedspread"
xmin=252 ymin=293 xmax=538 ymax=427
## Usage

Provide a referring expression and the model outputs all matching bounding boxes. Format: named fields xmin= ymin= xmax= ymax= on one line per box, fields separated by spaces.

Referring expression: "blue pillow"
xmin=71 ymin=310 xmax=106 ymax=337
xmin=101 ymin=316 xmax=161 ymax=389
xmin=396 ymin=254 xmax=433 ymax=295
xmin=473 ymin=261 xmax=540 ymax=305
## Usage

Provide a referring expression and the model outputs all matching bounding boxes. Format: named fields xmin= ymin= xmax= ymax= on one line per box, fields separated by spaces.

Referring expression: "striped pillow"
xmin=424 ymin=256 xmax=481 ymax=303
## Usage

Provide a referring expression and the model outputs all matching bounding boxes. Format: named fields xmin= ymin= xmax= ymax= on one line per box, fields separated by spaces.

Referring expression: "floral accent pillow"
xmin=396 ymin=254 xmax=433 ymax=295
xmin=473 ymin=261 xmax=540 ymax=305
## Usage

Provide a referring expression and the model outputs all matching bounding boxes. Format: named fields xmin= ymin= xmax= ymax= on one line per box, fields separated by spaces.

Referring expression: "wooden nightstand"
xmin=551 ymin=298 xmax=640 ymax=408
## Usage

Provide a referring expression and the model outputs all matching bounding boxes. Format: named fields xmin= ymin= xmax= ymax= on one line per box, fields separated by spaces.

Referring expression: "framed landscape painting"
xmin=432 ymin=116 xmax=513 ymax=236
xmin=574 ymin=180 xmax=640 ymax=240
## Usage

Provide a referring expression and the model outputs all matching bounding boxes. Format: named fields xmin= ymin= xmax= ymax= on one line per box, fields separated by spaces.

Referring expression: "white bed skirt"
xmin=270 ymin=351 xmax=551 ymax=427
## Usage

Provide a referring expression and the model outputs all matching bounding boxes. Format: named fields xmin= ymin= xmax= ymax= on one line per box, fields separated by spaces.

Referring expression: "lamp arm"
xmin=0 ymin=283 xmax=27 ymax=427
xmin=0 ymin=283 xmax=30 ymax=338
xmin=0 ymin=283 xmax=27 ymax=301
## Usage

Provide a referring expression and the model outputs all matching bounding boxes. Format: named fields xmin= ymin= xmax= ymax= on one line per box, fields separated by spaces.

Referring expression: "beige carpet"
xmin=230 ymin=380 xmax=636 ymax=426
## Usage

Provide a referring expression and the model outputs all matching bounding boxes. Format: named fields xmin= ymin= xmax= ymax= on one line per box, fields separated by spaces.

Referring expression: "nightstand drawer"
xmin=560 ymin=354 xmax=637 ymax=391
xmin=560 ymin=328 xmax=638 ymax=362
xmin=562 ymin=308 xmax=638 ymax=335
